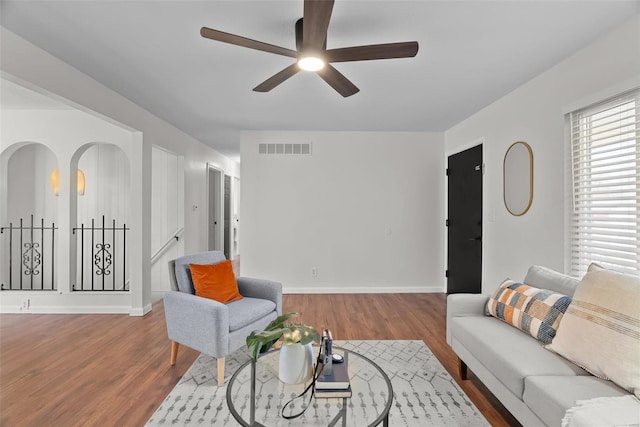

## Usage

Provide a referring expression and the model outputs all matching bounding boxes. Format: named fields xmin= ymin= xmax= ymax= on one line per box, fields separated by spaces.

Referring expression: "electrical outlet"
xmin=20 ymin=298 xmax=30 ymax=311
xmin=311 ymin=268 xmax=318 ymax=278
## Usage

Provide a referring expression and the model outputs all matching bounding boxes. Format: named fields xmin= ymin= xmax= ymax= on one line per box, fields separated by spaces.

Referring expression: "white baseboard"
xmin=1 ymin=303 xmax=154 ymax=315
xmin=130 ymin=303 xmax=153 ymax=317
xmin=282 ymin=285 xmax=444 ymax=294
xmin=0 ymin=305 xmax=132 ymax=314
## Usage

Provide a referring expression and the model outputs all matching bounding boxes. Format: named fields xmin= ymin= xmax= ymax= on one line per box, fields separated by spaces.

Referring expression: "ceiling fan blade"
xmin=325 ymin=41 xmax=419 ymax=63
xmin=201 ymin=27 xmax=298 ymax=58
xmin=316 ymin=64 xmax=359 ymax=97
xmin=253 ymin=63 xmax=301 ymax=92
xmin=303 ymin=0 xmax=335 ymax=51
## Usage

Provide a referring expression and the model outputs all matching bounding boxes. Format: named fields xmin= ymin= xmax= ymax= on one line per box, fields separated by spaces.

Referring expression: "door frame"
xmin=206 ymin=163 xmax=224 ymax=252
xmin=444 ymin=138 xmax=486 ymax=293
xmin=231 ymin=176 xmax=240 ymax=260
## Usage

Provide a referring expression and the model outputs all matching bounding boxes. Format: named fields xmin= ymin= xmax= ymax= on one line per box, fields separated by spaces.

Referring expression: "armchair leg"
xmin=170 ymin=341 xmax=179 ymax=366
xmin=217 ymin=358 xmax=225 ymax=386
xmin=458 ymin=357 xmax=468 ymax=380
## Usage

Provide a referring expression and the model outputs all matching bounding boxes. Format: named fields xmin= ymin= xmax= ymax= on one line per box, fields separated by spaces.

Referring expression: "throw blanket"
xmin=562 ymin=395 xmax=640 ymax=427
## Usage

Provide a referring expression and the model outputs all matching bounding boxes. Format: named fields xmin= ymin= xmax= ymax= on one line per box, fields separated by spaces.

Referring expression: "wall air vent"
xmin=258 ymin=143 xmax=312 ymax=155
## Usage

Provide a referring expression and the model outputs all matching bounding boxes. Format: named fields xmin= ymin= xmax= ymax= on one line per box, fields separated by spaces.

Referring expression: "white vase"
xmin=278 ymin=342 xmax=314 ymax=384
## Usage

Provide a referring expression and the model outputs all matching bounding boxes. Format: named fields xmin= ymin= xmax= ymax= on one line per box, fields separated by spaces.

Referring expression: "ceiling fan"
xmin=200 ymin=0 xmax=419 ymax=97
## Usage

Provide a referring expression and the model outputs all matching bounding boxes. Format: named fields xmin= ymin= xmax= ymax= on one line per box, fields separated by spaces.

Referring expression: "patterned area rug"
xmin=146 ymin=340 xmax=488 ymax=426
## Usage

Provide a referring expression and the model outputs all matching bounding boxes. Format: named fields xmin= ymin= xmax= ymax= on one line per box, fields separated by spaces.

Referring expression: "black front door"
xmin=447 ymin=144 xmax=483 ymax=294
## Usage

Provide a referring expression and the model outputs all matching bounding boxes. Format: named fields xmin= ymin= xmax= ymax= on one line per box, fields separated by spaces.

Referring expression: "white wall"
xmin=1 ymin=109 xmax=137 ymax=311
xmin=1 ymin=27 xmax=240 ymax=313
xmin=77 ymin=144 xmax=130 ymax=227
xmin=445 ymin=15 xmax=640 ymax=293
xmin=150 ymin=146 xmax=185 ymax=300
xmin=240 ymin=131 xmax=445 ymax=293
xmin=6 ymin=144 xmax=58 ymax=223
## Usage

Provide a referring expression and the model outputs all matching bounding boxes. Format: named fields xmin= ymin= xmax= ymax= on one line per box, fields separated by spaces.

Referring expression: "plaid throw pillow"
xmin=487 ymin=279 xmax=572 ymax=344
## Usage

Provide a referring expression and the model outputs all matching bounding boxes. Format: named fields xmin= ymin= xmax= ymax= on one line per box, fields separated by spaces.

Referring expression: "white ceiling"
xmin=1 ymin=1 xmax=638 ymax=162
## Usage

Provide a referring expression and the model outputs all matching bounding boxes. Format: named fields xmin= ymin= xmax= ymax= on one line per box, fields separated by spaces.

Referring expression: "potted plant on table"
xmin=246 ymin=312 xmax=320 ymax=384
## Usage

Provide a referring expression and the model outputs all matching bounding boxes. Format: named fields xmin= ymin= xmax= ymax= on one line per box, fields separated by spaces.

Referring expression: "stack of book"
xmin=315 ymin=356 xmax=351 ymax=398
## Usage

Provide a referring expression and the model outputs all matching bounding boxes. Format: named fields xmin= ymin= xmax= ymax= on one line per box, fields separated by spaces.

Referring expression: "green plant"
xmin=246 ymin=312 xmax=320 ymax=361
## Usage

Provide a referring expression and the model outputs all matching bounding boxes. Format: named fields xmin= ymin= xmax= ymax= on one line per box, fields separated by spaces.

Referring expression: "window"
xmin=569 ymin=88 xmax=640 ymax=277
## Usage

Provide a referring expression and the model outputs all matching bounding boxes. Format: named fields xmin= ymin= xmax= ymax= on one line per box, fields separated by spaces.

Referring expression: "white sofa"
xmin=446 ymin=265 xmax=631 ymax=426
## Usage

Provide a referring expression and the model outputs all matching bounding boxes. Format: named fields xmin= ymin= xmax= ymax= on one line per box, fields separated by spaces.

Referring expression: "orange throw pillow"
xmin=189 ymin=260 xmax=243 ymax=304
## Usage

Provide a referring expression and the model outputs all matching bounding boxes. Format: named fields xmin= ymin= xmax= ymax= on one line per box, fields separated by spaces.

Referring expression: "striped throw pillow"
xmin=546 ymin=264 xmax=640 ymax=398
xmin=487 ymin=279 xmax=572 ymax=344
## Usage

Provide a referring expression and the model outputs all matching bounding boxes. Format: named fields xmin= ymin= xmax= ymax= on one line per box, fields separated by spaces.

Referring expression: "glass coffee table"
xmin=226 ymin=346 xmax=393 ymax=426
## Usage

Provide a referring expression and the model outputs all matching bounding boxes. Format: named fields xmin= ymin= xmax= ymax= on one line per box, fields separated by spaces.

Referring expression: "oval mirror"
xmin=503 ymin=141 xmax=533 ymax=216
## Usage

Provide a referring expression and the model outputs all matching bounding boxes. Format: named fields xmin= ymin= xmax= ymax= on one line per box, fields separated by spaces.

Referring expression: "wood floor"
xmin=0 ymin=294 xmax=519 ymax=426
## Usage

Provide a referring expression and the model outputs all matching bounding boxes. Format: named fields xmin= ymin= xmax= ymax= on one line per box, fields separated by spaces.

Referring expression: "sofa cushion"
xmin=524 ymin=265 xmax=580 ymax=296
xmin=227 ymin=297 xmax=276 ymax=332
xmin=450 ymin=316 xmax=588 ymax=398
xmin=546 ymin=263 xmax=640 ymax=398
xmin=487 ymin=279 xmax=572 ymax=344
xmin=523 ymin=375 xmax=629 ymax=427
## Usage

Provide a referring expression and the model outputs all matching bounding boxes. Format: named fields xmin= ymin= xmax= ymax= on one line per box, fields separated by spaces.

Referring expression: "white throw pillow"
xmin=546 ymin=264 xmax=640 ymax=398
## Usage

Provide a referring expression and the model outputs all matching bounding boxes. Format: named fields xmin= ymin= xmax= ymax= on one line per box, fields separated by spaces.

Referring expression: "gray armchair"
xmin=164 ymin=251 xmax=282 ymax=385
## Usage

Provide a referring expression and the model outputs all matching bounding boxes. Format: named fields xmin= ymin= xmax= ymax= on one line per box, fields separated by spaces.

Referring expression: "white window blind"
xmin=569 ymin=88 xmax=640 ymax=277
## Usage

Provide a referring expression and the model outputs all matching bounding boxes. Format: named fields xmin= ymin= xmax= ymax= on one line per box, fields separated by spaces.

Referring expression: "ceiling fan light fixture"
xmin=201 ymin=0 xmax=419 ymax=96
xmin=298 ymin=56 xmax=325 ymax=71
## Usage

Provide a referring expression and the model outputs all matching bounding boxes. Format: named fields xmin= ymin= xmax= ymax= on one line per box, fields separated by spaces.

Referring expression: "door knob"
xmin=468 ymin=237 xmax=482 ymax=241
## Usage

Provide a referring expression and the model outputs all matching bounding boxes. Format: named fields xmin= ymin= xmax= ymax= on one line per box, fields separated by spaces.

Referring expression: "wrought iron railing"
xmin=73 ymin=216 xmax=129 ymax=291
xmin=1 ymin=215 xmax=57 ymax=291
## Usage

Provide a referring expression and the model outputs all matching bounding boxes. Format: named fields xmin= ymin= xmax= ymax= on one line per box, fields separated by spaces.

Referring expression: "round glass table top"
xmin=226 ymin=346 xmax=393 ymax=426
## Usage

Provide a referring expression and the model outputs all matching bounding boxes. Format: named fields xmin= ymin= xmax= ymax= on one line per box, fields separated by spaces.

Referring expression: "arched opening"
xmin=72 ymin=143 xmax=130 ymax=291
xmin=1 ymin=142 xmax=59 ymax=290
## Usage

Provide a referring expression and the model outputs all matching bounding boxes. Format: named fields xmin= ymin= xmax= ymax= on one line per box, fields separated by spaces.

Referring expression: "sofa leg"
xmin=170 ymin=341 xmax=179 ymax=366
xmin=458 ymin=358 xmax=468 ymax=380
xmin=217 ymin=357 xmax=225 ymax=386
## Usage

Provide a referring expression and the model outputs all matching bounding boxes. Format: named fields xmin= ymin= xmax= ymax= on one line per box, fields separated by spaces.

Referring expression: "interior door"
xmin=223 ymin=174 xmax=231 ymax=260
xmin=232 ymin=177 xmax=240 ymax=258
xmin=447 ymin=144 xmax=483 ymax=294
xmin=207 ymin=166 xmax=222 ymax=251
